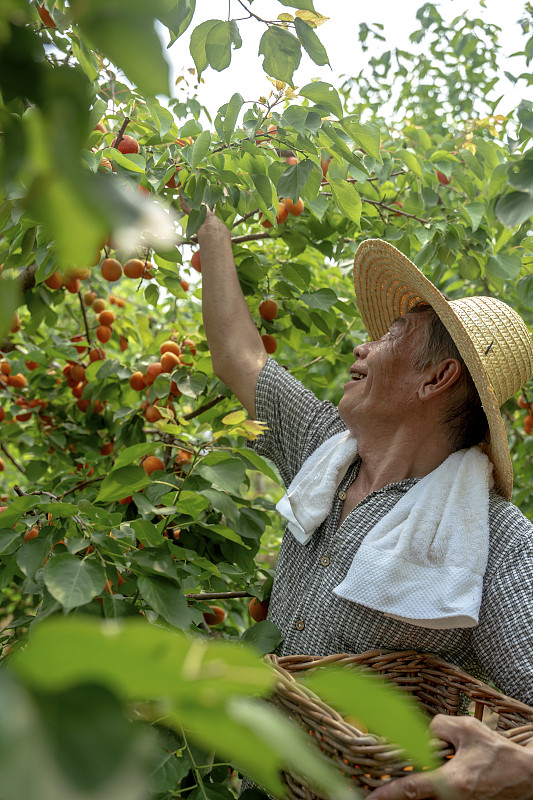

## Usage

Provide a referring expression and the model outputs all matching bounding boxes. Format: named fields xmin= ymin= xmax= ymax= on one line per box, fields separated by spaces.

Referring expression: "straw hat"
xmin=353 ymin=238 xmax=533 ymax=499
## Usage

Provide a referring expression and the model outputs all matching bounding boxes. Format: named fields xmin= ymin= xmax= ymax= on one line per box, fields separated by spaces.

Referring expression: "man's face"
xmin=338 ymin=312 xmax=430 ymax=434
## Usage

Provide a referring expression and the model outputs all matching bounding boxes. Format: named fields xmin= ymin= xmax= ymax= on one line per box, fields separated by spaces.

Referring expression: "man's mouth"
xmin=350 ymin=371 xmax=366 ymax=381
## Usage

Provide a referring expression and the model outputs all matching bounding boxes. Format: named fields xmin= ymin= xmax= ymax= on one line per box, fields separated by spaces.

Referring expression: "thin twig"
xmin=182 ymin=395 xmax=225 ymax=420
xmin=77 ymin=290 xmax=92 ymax=347
xmin=112 ymin=116 xmax=130 ymax=150
xmin=61 ymin=476 xmax=105 ymax=497
xmin=186 ymin=591 xmax=252 ymax=601
xmin=1 ymin=444 xmax=26 ymax=475
xmin=232 ymin=208 xmax=261 ymax=228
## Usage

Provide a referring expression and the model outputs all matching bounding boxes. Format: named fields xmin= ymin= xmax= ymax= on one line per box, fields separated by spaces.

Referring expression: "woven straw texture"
xmin=353 ymin=239 xmax=533 ymax=499
xmin=268 ymin=650 xmax=533 ymax=798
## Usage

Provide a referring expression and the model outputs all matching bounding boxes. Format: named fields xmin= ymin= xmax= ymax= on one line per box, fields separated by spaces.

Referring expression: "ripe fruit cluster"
xmin=518 ymin=395 xmax=533 ymax=434
xmin=261 ymin=196 xmax=304 ymax=229
xmin=129 ymin=338 xmax=196 ymax=423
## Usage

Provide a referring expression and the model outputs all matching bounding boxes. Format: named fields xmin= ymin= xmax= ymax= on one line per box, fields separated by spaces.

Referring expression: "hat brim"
xmin=353 ymin=239 xmax=512 ymax=499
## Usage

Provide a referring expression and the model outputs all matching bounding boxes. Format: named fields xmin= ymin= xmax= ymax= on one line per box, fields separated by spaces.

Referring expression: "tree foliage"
xmin=1 ymin=0 xmax=533 ymax=798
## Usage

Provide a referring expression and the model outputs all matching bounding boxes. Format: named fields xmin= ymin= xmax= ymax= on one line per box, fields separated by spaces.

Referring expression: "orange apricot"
xmin=123 ymin=258 xmax=145 ymax=279
xmin=259 ymin=299 xmax=278 ymax=321
xmin=101 ymin=258 xmax=122 ymax=282
xmin=44 ymin=271 xmax=63 ymax=290
xmin=142 ymin=455 xmax=165 ymax=475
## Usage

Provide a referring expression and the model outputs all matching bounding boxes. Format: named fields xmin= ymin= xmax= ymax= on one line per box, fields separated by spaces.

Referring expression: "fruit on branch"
xmin=64 ymin=277 xmax=80 ymax=294
xmin=524 ymin=413 xmax=533 ymax=435
xmin=111 ymin=135 xmax=139 ymax=155
xmin=123 ymin=258 xmax=145 ymax=279
xmin=89 ymin=348 xmax=105 ymax=362
xmin=261 ymin=201 xmax=289 ymax=228
xmin=24 ymin=526 xmax=39 ymax=541
xmin=101 ymin=258 xmax=122 ymax=282
xmin=259 ymin=299 xmax=278 ymax=321
xmin=100 ymin=441 xmax=114 ymax=456
xmin=129 ymin=372 xmax=146 ymax=391
xmin=92 ymin=298 xmax=106 ymax=313
xmin=436 ymin=170 xmax=451 ymax=185
xmin=160 ymin=351 xmax=180 ymax=373
xmin=261 ymin=334 xmax=277 ymax=354
xmin=8 ymin=373 xmax=27 ymax=388
xmin=45 ymin=271 xmax=63 ymax=290
xmin=98 ymin=310 xmax=115 ymax=326
xmin=160 ymin=340 xmax=181 ymax=357
xmin=142 ymin=455 xmax=165 ymax=475
xmin=145 ymin=362 xmax=163 ymax=385
xmin=11 ymin=313 xmax=21 ymax=333
xmin=144 ymin=405 xmax=162 ymax=422
xmin=0 ymin=458 xmax=4 ymax=472
xmin=283 ymin=197 xmax=304 ymax=216
xmin=84 ymin=290 xmax=96 ymax=306
xmin=0 ymin=407 xmax=5 ymax=422
xmin=203 ymin=605 xmax=226 ymax=626
xmin=0 ymin=361 xmax=10 ymax=375
xmin=285 ymin=156 xmax=298 ymax=165
xmin=180 ymin=279 xmax=189 ymax=292
xmin=119 ymin=335 xmax=128 ymax=352
xmin=94 ymin=121 xmax=107 ymax=134
xmin=517 ymin=395 xmax=530 ymax=410
xmin=191 ymin=250 xmax=201 ymax=273
xmin=249 ymin=597 xmax=269 ymax=622
xmin=96 ymin=325 xmax=112 ymax=344
xmin=321 ymin=155 xmax=331 ymax=179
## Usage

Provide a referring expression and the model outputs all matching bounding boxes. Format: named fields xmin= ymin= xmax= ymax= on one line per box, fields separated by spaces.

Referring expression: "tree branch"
xmin=182 ymin=395 xmax=226 ymax=420
xmin=186 ymin=591 xmax=252 ymax=600
xmin=1 ymin=444 xmax=26 ymax=475
xmin=77 ymin=290 xmax=92 ymax=347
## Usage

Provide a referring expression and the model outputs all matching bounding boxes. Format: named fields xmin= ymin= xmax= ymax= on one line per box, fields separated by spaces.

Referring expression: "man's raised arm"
xmin=197 ymin=213 xmax=267 ymax=417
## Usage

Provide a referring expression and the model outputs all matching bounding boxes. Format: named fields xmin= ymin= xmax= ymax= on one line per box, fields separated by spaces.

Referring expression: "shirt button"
xmin=295 ymin=620 xmax=305 ymax=631
xmin=320 ymin=555 xmax=331 ymax=567
xmin=338 ymin=490 xmax=347 ymax=500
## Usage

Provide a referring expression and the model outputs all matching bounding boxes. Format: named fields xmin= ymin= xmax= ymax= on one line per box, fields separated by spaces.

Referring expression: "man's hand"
xmin=366 ymin=715 xmax=533 ymax=800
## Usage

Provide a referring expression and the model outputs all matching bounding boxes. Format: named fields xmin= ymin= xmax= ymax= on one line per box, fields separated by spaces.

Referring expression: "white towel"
xmin=276 ymin=432 xmax=493 ymax=629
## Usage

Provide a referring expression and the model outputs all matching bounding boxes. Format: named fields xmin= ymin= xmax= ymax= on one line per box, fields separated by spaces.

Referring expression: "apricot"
xmin=70 ymin=364 xmax=86 ymax=383
xmin=261 ymin=334 xmax=277 ymax=354
xmin=101 ymin=258 xmax=122 ymax=282
xmin=119 ymin=335 xmax=128 ymax=352
xmin=89 ymin=348 xmax=105 ymax=362
xmin=84 ymin=290 xmax=96 ymax=306
xmin=160 ymin=340 xmax=181 ymax=357
xmin=261 ymin=201 xmax=289 ymax=228
xmin=203 ymin=606 xmax=226 ymax=626
xmin=191 ymin=250 xmax=201 ymax=272
xmin=123 ymin=258 xmax=145 ymax=279
xmin=44 ymin=271 xmax=63 ymax=290
xmin=249 ymin=597 xmax=269 ymax=622
xmin=92 ymin=298 xmax=106 ymax=313
xmin=98 ymin=310 xmax=115 ymax=326
xmin=145 ymin=362 xmax=163 ymax=385
xmin=259 ymin=299 xmax=278 ymax=321
xmin=71 ymin=335 xmax=87 ymax=354
xmin=0 ymin=407 xmax=5 ymax=423
xmin=129 ymin=372 xmax=146 ymax=391
xmin=160 ymin=351 xmax=180 ymax=373
xmin=100 ymin=442 xmax=114 ymax=455
xmin=24 ymin=526 xmax=39 ymax=542
xmin=145 ymin=405 xmax=162 ymax=422
xmin=180 ymin=279 xmax=189 ymax=292
xmin=112 ymin=135 xmax=139 ymax=155
xmin=64 ymin=277 xmax=81 ymax=294
xmin=0 ymin=361 xmax=11 ymax=375
xmin=0 ymin=458 xmax=4 ymax=472
xmin=284 ymin=197 xmax=304 ymax=216
xmin=96 ymin=325 xmax=112 ymax=344
xmin=8 ymin=373 xmax=27 ymax=389
xmin=524 ymin=413 xmax=533 ymax=435
xmin=142 ymin=455 xmax=165 ymax=475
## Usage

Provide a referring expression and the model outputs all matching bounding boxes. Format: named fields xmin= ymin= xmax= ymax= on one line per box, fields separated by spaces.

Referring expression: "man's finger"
xmin=366 ymin=772 xmax=438 ymax=800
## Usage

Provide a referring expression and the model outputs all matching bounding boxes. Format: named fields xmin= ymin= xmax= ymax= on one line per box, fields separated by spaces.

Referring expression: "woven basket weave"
xmin=267 ymin=650 xmax=533 ymax=798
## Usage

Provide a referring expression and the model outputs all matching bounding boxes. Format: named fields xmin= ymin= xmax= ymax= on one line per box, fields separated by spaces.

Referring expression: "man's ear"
xmin=418 ymin=358 xmax=462 ymax=400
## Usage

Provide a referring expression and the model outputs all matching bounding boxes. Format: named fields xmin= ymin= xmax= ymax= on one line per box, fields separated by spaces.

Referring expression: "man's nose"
xmin=353 ymin=340 xmax=372 ymax=358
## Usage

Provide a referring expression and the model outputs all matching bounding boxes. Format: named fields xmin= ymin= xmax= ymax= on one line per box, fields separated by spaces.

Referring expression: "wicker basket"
xmin=267 ymin=650 xmax=533 ymax=798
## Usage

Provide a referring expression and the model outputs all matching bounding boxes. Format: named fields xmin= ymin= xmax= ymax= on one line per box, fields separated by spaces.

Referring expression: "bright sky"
xmin=167 ymin=0 xmax=530 ymax=119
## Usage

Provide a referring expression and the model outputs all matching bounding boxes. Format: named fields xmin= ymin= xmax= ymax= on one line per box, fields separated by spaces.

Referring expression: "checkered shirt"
xmin=250 ymin=358 xmax=533 ymax=705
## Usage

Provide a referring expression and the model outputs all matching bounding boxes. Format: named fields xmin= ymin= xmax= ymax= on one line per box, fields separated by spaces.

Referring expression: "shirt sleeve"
xmin=472 ymin=506 xmax=533 ymax=705
xmin=249 ymin=358 xmax=346 ymax=487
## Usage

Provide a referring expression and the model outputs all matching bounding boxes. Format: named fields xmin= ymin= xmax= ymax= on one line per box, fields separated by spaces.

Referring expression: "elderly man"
xmin=196 ymin=210 xmax=533 ymax=800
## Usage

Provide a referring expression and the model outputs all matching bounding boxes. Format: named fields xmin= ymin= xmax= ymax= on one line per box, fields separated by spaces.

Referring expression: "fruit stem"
xmin=112 ymin=116 xmax=130 ymax=151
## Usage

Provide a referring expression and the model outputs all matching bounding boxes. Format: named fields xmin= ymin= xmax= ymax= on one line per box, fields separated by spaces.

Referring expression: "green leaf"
xmin=107 ymin=149 xmax=146 ymax=173
xmin=17 ymin=536 xmax=51 ymax=580
xmin=189 ymin=19 xmax=219 ymax=78
xmin=0 ymin=496 xmax=40 ymax=528
xmin=240 ymin=620 xmax=282 ymax=655
xmin=0 ymin=277 xmax=21 ymax=340
xmin=252 ymin=173 xmax=278 ymax=213
xmin=137 ymin=575 xmax=191 ymax=629
xmin=205 ymin=20 xmax=242 ymax=72
xmin=395 ymin=149 xmax=423 ymax=178
xmin=329 ymin=178 xmax=362 ymax=225
xmin=496 ymin=191 xmax=533 ymax=227
xmin=507 ymin=155 xmax=533 ymax=192
xmin=70 ymin=0 xmax=170 ymax=97
xmin=195 ymin=522 xmax=245 ymax=545
xmin=35 ymin=502 xmax=78 ymax=517
xmin=176 ymin=491 xmax=210 ymax=520
xmin=190 ymin=130 xmax=211 ymax=168
xmin=294 ymin=17 xmax=329 ymax=66
xmin=44 ymin=555 xmax=106 ymax=611
xmin=300 ymin=288 xmax=338 ymax=310
xmin=517 ymin=275 xmax=533 ymax=306
xmin=230 ymin=448 xmax=282 ymax=484
xmin=221 ymin=93 xmax=244 ymax=145
xmin=486 ymin=253 xmax=522 ymax=281
xmin=114 ymin=443 xmax=158 ymax=470
xmin=96 ymin=466 xmax=151 ymax=503
xmin=196 ymin=458 xmax=247 ymax=493
xmin=276 ymin=160 xmax=314 ymax=203
xmin=518 ymin=101 xmax=533 ymax=134
xmin=341 ymin=119 xmax=382 ymax=161
xmin=299 ymin=81 xmax=343 ymax=118
xmin=463 ymin=201 xmax=485 ymax=232
xmin=303 ymin=668 xmax=437 ymax=770
xmin=0 ymin=529 xmax=21 ymax=555
xmin=258 ymin=27 xmax=301 ymax=87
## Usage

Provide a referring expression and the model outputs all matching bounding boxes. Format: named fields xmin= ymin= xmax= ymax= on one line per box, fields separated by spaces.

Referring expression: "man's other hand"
xmin=366 ymin=714 xmax=533 ymax=800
